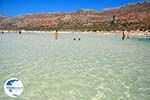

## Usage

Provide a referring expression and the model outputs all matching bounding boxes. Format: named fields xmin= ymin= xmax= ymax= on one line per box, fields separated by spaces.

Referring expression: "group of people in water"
xmin=55 ymin=31 xmax=150 ymax=41
xmin=54 ymin=30 xmax=133 ymax=41
xmin=73 ymin=38 xmax=80 ymax=41
xmin=51 ymin=30 xmax=130 ymax=41
xmin=55 ymin=30 xmax=80 ymax=41
xmin=55 ymin=30 xmax=127 ymax=41
xmin=122 ymin=31 xmax=130 ymax=40
xmin=1 ymin=30 xmax=136 ymax=41
xmin=1 ymin=30 xmax=126 ymax=40
xmin=1 ymin=30 xmax=22 ymax=35
xmin=55 ymin=30 xmax=126 ymax=41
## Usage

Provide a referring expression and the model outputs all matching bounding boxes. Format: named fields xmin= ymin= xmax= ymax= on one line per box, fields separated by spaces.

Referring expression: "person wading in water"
xmin=122 ymin=31 xmax=125 ymax=40
xmin=54 ymin=30 xmax=59 ymax=40
xmin=19 ymin=30 xmax=22 ymax=35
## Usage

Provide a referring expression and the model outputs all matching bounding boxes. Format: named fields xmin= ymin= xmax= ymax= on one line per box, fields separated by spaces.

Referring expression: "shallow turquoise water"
xmin=0 ymin=32 xmax=150 ymax=100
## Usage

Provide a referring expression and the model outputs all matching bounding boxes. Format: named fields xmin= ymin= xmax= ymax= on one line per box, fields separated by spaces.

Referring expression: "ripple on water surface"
xmin=0 ymin=33 xmax=150 ymax=100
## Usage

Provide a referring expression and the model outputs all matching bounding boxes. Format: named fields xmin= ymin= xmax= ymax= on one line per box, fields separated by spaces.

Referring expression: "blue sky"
xmin=0 ymin=0 xmax=143 ymax=17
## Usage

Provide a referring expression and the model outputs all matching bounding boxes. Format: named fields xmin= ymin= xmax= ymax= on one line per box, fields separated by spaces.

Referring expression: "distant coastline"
xmin=1 ymin=30 xmax=150 ymax=36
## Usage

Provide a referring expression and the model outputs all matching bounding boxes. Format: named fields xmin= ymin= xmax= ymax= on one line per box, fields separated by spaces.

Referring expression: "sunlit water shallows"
xmin=0 ymin=32 xmax=150 ymax=100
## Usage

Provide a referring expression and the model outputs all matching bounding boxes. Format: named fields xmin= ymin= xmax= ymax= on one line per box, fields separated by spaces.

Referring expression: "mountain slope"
xmin=0 ymin=2 xmax=150 ymax=31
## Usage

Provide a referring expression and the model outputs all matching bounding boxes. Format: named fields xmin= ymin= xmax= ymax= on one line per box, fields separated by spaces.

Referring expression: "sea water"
xmin=0 ymin=32 xmax=150 ymax=100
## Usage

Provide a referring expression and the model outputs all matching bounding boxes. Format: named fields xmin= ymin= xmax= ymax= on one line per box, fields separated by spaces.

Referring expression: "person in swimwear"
xmin=55 ymin=30 xmax=59 ymax=40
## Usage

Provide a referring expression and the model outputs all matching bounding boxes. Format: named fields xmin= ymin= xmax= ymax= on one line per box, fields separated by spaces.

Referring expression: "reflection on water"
xmin=0 ymin=33 xmax=150 ymax=100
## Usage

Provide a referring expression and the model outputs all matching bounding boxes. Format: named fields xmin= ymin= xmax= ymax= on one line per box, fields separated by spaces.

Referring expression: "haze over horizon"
xmin=0 ymin=0 xmax=144 ymax=17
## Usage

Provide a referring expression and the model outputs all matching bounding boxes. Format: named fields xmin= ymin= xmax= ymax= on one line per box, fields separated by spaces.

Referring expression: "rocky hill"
xmin=0 ymin=2 xmax=150 ymax=31
xmin=0 ymin=14 xmax=8 ymax=27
